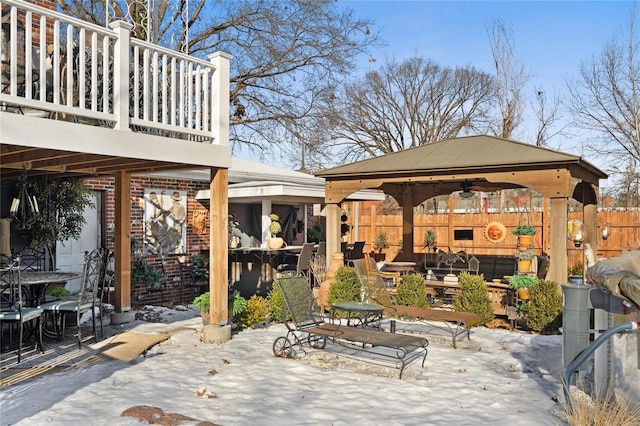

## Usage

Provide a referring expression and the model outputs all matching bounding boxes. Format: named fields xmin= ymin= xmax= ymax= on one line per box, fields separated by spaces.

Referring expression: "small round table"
xmin=331 ymin=301 xmax=385 ymax=329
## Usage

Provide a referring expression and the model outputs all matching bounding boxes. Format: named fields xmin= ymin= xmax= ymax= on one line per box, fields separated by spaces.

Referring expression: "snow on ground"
xmin=1 ymin=306 xmax=567 ymax=425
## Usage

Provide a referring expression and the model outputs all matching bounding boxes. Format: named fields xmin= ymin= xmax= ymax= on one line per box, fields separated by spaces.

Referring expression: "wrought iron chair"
xmin=0 ymin=257 xmax=44 ymax=363
xmin=40 ymin=249 xmax=106 ymax=349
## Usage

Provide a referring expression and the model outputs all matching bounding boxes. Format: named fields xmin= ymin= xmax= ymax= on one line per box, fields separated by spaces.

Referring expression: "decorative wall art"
xmin=484 ymin=221 xmax=507 ymax=244
xmin=144 ymin=189 xmax=187 ymax=254
xmin=192 ymin=209 xmax=208 ymax=235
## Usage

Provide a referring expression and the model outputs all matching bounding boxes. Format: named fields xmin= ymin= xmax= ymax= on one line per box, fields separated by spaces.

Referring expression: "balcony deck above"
xmin=1 ymin=0 xmax=231 ymax=179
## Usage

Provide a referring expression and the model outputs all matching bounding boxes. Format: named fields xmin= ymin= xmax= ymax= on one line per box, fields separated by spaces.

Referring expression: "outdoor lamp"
xmin=567 ymin=219 xmax=585 ymax=248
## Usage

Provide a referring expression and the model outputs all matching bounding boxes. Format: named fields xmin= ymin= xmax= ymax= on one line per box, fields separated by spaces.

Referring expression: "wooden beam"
xmin=114 ymin=171 xmax=131 ymax=312
xmin=401 ymin=185 xmax=414 ymax=261
xmin=326 ymin=203 xmax=341 ymax=269
xmin=548 ymin=197 xmax=568 ymax=285
xmin=209 ymin=167 xmax=228 ymax=328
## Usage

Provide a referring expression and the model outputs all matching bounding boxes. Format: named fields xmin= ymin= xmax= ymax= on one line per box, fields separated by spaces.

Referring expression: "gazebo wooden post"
xmin=583 ymin=184 xmax=599 ymax=270
xmin=203 ymin=167 xmax=231 ymax=343
xmin=549 ymin=197 xmax=569 ymax=285
xmin=401 ymin=184 xmax=414 ymax=261
xmin=326 ymin=203 xmax=341 ymax=270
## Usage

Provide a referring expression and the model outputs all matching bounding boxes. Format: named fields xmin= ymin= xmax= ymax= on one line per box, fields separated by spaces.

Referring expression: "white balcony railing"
xmin=0 ymin=0 xmax=229 ymax=144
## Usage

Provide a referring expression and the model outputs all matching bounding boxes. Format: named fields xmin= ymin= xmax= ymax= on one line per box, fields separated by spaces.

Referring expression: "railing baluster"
xmin=143 ymin=48 xmax=149 ymax=121
xmin=91 ymin=32 xmax=98 ymax=111
xmin=102 ymin=36 xmax=109 ymax=113
xmin=39 ymin=15 xmax=47 ymax=102
xmin=53 ymin=20 xmax=60 ymax=104
xmin=24 ymin=12 xmax=32 ymax=99
xmin=170 ymin=57 xmax=177 ymax=126
xmin=187 ymin=62 xmax=193 ymax=130
xmin=152 ymin=50 xmax=158 ymax=123
xmin=65 ymin=26 xmax=73 ymax=107
xmin=133 ymin=45 xmax=140 ymax=119
xmin=195 ymin=65 xmax=201 ymax=131
xmin=162 ymin=54 xmax=168 ymax=125
xmin=179 ymin=59 xmax=185 ymax=128
xmin=78 ymin=28 xmax=86 ymax=109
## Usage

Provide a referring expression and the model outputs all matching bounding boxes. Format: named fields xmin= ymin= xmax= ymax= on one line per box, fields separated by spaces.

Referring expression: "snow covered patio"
xmin=1 ymin=305 xmax=566 ymax=425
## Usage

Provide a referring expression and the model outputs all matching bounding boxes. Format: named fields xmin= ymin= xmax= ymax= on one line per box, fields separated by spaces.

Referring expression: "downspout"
xmin=563 ymin=321 xmax=640 ymax=412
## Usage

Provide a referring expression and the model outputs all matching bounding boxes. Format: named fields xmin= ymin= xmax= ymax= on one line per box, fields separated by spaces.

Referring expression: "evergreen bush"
xmin=453 ymin=272 xmax=494 ymax=326
xmin=236 ymin=295 xmax=270 ymax=330
xmin=328 ymin=266 xmax=361 ymax=318
xmin=526 ymin=280 xmax=563 ymax=333
xmin=268 ymin=281 xmax=289 ymax=323
xmin=396 ymin=273 xmax=430 ymax=308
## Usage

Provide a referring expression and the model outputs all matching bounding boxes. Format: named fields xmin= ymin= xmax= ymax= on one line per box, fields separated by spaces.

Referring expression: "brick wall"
xmin=85 ymin=176 xmax=211 ymax=307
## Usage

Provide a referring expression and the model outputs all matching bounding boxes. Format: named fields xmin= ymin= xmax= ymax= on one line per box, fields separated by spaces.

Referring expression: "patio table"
xmin=19 ymin=271 xmax=81 ymax=307
xmin=331 ymin=301 xmax=385 ymax=330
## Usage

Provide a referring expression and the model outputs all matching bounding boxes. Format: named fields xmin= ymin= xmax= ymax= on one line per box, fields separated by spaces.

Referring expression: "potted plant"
xmin=423 ymin=229 xmax=437 ymax=265
xmin=516 ymin=249 xmax=536 ymax=273
xmin=512 ymin=225 xmax=536 ymax=247
xmin=508 ymin=274 xmax=538 ymax=300
xmin=192 ymin=291 xmax=211 ymax=325
xmin=268 ymin=213 xmax=284 ymax=249
xmin=371 ymin=231 xmax=389 ymax=262
xmin=193 ymin=290 xmax=248 ymax=326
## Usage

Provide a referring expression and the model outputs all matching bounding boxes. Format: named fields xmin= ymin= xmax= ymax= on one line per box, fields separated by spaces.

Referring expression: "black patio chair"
xmin=40 ymin=249 xmax=106 ymax=349
xmin=0 ymin=257 xmax=44 ymax=363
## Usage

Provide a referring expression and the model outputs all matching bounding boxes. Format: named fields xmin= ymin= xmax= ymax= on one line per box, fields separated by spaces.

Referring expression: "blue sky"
xmin=335 ymin=0 xmax=633 ymax=171
xmin=341 ymin=0 xmax=631 ymax=91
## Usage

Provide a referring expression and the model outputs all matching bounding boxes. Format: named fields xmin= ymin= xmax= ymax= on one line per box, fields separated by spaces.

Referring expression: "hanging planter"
xmin=512 ymin=225 xmax=536 ymax=247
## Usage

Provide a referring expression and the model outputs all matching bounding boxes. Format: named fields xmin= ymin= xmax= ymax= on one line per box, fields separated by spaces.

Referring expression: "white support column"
xmin=109 ymin=21 xmax=133 ymax=131
xmin=208 ymin=51 xmax=232 ymax=146
xmin=261 ymin=199 xmax=272 ymax=247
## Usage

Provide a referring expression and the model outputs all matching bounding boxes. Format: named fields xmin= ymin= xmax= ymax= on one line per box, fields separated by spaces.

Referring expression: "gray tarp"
xmin=586 ymin=250 xmax=640 ymax=309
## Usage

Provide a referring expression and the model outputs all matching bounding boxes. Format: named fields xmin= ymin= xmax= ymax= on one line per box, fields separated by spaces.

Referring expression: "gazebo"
xmin=316 ymin=135 xmax=608 ymax=285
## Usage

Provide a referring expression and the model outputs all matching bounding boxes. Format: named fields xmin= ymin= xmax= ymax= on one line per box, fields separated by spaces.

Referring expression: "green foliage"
xmin=268 ymin=281 xmax=289 ymax=322
xmin=192 ymin=292 xmax=210 ymax=311
xmin=453 ymin=272 xmax=494 ymax=326
xmin=193 ymin=290 xmax=248 ymax=322
xmin=192 ymin=255 xmax=209 ymax=282
xmin=372 ymin=231 xmax=389 ymax=252
xmin=131 ymin=256 xmax=163 ymax=288
xmin=512 ymin=225 xmax=536 ymax=235
xmin=423 ymin=229 xmax=437 ymax=249
xmin=236 ymin=295 xmax=270 ymax=330
xmin=568 ymin=262 xmax=584 ymax=276
xmin=328 ymin=267 xmax=361 ymax=317
xmin=47 ymin=286 xmax=70 ymax=297
xmin=396 ymin=273 xmax=430 ymax=308
xmin=229 ymin=290 xmax=247 ymax=316
xmin=526 ymin=280 xmax=563 ymax=333
xmin=516 ymin=249 xmax=535 ymax=260
xmin=307 ymin=224 xmax=323 ymax=243
xmin=508 ymin=274 xmax=538 ymax=289
xmin=23 ymin=176 xmax=94 ymax=270
xmin=269 ymin=213 xmax=282 ymax=236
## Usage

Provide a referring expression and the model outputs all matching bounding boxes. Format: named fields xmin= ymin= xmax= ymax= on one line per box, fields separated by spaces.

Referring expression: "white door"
xmin=56 ymin=192 xmax=100 ymax=292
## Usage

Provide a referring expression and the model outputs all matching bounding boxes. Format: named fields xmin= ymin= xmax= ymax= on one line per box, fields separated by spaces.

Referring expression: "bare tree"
xmin=532 ymin=88 xmax=566 ymax=147
xmin=58 ymin=0 xmax=380 ymax=161
xmin=325 ymin=56 xmax=494 ymax=162
xmin=567 ymin=5 xmax=640 ymax=202
xmin=486 ymin=17 xmax=532 ymax=140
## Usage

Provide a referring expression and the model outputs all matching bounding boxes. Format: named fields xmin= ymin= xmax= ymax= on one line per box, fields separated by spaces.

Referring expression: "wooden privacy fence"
xmin=345 ymin=202 xmax=640 ymax=270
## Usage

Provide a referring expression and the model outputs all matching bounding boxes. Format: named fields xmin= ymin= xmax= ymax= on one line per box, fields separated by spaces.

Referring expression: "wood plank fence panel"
xmin=346 ymin=201 xmax=639 ymax=272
